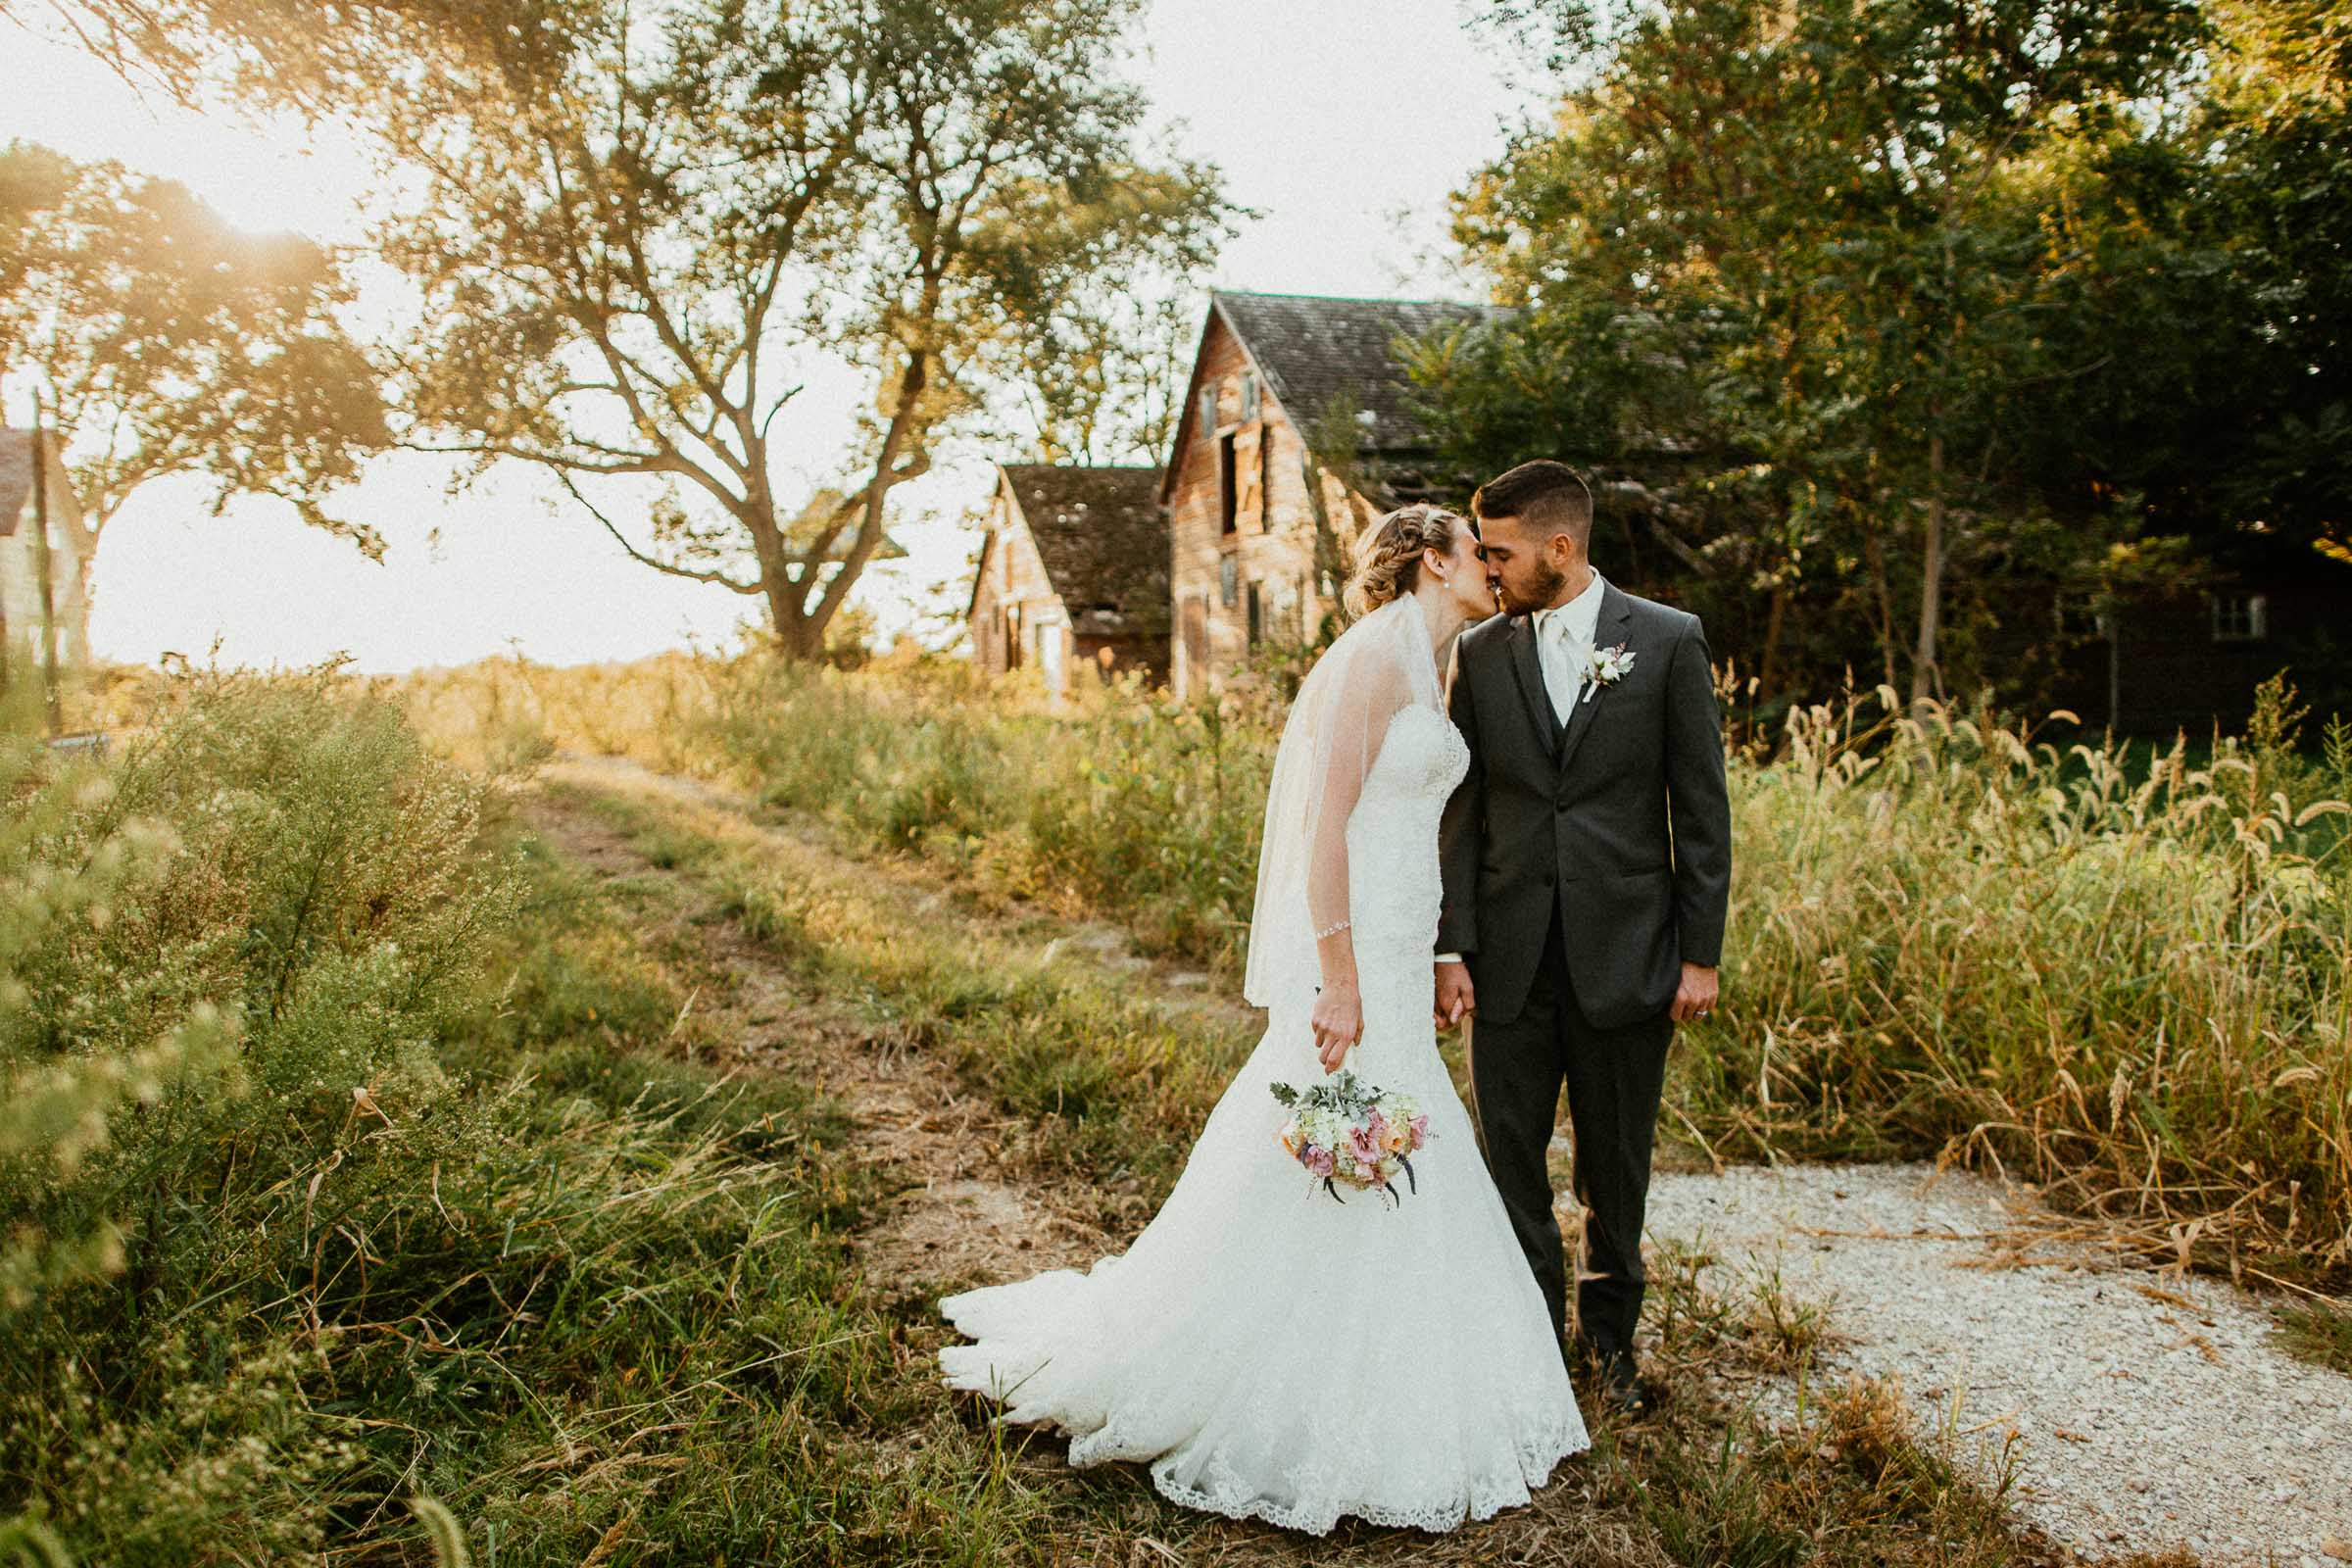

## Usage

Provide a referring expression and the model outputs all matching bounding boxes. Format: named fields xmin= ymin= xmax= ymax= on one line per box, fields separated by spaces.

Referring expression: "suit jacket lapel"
xmin=1506 ymin=614 xmax=1565 ymax=754
xmin=1554 ymin=583 xmax=1635 ymax=779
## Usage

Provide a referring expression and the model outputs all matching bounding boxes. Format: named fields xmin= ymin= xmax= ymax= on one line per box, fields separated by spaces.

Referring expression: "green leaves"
xmin=354 ymin=0 xmax=1224 ymax=656
xmin=1422 ymin=0 xmax=2330 ymax=717
xmin=0 ymin=141 xmax=386 ymax=554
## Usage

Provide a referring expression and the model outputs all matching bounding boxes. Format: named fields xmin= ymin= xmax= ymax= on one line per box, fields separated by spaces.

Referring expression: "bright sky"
xmin=0 ymin=3 xmax=1546 ymax=672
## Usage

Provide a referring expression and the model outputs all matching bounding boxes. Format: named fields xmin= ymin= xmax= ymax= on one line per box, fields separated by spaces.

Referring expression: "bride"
xmin=937 ymin=503 xmax=1589 ymax=1534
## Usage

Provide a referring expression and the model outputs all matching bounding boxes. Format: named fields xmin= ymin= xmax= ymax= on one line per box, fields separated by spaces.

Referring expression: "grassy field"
xmin=8 ymin=654 xmax=2339 ymax=1560
xmin=0 ymin=669 xmax=1069 ymax=1562
xmin=416 ymin=652 xmax=2352 ymax=1295
xmin=521 ymin=757 xmax=2087 ymax=1568
xmin=2 ymin=666 xmax=2130 ymax=1564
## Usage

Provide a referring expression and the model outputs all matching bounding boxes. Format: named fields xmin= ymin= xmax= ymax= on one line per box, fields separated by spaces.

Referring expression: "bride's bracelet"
xmin=1314 ymin=917 xmax=1352 ymax=940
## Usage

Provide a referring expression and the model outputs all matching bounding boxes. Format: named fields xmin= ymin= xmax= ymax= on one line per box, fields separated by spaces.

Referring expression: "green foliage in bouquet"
xmin=1270 ymin=1069 xmax=1431 ymax=1208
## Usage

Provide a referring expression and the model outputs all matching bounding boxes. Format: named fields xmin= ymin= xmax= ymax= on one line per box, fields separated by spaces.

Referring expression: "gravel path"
xmin=1643 ymin=1163 xmax=2352 ymax=1566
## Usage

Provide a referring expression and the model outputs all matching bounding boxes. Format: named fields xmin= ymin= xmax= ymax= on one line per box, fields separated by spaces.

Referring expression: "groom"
xmin=1433 ymin=460 xmax=1732 ymax=1414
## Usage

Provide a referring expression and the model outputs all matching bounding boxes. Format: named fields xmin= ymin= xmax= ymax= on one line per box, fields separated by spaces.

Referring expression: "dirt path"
xmin=521 ymin=755 xmax=1665 ymax=1566
xmin=521 ymin=759 xmax=1114 ymax=1296
xmin=522 ymin=753 xmax=2350 ymax=1567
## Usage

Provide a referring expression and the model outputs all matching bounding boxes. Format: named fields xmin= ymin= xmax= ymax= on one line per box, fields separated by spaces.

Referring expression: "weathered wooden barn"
xmin=1160 ymin=290 xmax=1499 ymax=698
xmin=966 ymin=463 xmax=1169 ymax=695
xmin=2058 ymin=538 xmax=2352 ymax=735
xmin=0 ymin=426 xmax=92 ymax=682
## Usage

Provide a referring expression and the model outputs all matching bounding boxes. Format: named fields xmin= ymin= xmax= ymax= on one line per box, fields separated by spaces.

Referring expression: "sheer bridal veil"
xmin=1242 ymin=594 xmax=1445 ymax=1009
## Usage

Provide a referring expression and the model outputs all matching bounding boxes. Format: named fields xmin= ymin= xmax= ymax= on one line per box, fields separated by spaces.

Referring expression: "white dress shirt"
xmin=1435 ymin=569 xmax=1606 ymax=969
xmin=1531 ymin=567 xmax=1608 ymax=724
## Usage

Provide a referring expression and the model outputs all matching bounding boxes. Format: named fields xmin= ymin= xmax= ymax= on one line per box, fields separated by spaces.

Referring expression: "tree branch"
xmin=555 ymin=469 xmax=762 ymax=595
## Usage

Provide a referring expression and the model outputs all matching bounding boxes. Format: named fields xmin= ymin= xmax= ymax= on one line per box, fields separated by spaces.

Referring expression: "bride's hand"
xmin=1312 ymin=980 xmax=1362 ymax=1073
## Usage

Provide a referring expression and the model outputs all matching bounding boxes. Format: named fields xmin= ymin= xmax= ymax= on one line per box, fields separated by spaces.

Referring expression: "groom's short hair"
xmin=1472 ymin=461 xmax=1593 ymax=549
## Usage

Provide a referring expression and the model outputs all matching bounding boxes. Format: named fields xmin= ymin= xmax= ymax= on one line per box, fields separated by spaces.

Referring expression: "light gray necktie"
xmin=1543 ymin=612 xmax=1585 ymax=722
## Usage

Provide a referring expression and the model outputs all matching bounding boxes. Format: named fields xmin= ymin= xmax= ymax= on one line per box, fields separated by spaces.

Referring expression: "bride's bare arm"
xmin=1306 ymin=660 xmax=1406 ymax=1068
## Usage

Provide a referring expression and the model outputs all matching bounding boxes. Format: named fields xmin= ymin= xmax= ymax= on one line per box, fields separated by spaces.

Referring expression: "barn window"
xmin=1246 ymin=581 xmax=1263 ymax=646
xmin=1218 ymin=432 xmax=1239 ymax=533
xmin=1241 ymin=370 xmax=1259 ymax=421
xmin=1199 ymin=386 xmax=1219 ymax=439
xmin=1220 ymin=554 xmax=1239 ymax=609
xmin=2210 ymin=593 xmax=2268 ymax=643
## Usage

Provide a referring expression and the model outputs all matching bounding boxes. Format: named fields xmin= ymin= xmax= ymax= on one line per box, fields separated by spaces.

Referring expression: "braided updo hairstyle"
xmin=1342 ymin=502 xmax=1465 ymax=618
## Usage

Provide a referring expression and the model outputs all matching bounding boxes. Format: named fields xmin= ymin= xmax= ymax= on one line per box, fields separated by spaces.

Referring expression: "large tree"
xmin=2172 ymin=0 xmax=2351 ymax=559
xmin=339 ymin=0 xmax=1224 ymax=658
xmin=1426 ymin=0 xmax=2211 ymax=710
xmin=4 ymin=0 xmax=558 ymax=103
xmin=0 ymin=141 xmax=387 ymax=597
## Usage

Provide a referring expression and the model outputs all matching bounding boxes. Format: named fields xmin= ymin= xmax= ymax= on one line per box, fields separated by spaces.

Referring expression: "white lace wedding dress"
xmin=937 ymin=618 xmax=1590 ymax=1534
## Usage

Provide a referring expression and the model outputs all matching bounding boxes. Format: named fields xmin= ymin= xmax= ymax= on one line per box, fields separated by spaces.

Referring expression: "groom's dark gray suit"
xmin=1437 ymin=578 xmax=1731 ymax=1360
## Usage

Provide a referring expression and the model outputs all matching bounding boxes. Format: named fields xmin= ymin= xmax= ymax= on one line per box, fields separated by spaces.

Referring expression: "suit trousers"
xmin=1465 ymin=905 xmax=1674 ymax=1360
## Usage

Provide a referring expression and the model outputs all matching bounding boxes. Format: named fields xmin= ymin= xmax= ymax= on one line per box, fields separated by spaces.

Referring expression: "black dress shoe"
xmin=1592 ymin=1348 xmax=1660 ymax=1418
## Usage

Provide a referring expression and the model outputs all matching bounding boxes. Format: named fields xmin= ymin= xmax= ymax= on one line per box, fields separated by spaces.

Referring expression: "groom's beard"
xmin=1501 ymin=558 xmax=1567 ymax=617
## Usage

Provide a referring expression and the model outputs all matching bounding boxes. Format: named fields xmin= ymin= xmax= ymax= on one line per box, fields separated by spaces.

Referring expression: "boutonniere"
xmin=1582 ymin=641 xmax=1635 ymax=704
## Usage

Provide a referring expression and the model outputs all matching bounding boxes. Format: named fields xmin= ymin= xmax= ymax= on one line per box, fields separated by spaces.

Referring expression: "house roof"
xmin=1157 ymin=290 xmax=1505 ymax=506
xmin=0 ymin=429 xmax=35 ymax=539
xmin=1212 ymin=289 xmax=1502 ymax=451
xmin=986 ymin=464 xmax=1169 ymax=638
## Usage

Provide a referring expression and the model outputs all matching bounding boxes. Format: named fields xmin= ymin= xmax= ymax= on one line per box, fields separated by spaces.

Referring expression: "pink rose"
xmin=1408 ymin=1113 xmax=1429 ymax=1148
xmin=1304 ymin=1146 xmax=1335 ymax=1177
xmin=1347 ymin=1124 xmax=1381 ymax=1164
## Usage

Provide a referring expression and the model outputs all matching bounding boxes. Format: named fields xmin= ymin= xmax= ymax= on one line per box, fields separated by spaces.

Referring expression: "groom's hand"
xmin=1669 ymin=962 xmax=1719 ymax=1024
xmin=1434 ymin=960 xmax=1476 ymax=1029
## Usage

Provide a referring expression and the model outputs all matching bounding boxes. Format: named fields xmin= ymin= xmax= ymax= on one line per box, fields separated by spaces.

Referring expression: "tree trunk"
xmin=1757 ymin=576 xmax=1788 ymax=705
xmin=1911 ymin=423 xmax=1946 ymax=711
xmin=30 ymin=414 xmax=63 ymax=735
xmin=781 ymin=349 xmax=930 ymax=661
xmin=1862 ymin=528 xmax=1901 ymax=695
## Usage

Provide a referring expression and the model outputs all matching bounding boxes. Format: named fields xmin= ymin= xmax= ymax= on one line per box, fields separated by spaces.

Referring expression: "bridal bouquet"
xmin=1269 ymin=1069 xmax=1431 ymax=1207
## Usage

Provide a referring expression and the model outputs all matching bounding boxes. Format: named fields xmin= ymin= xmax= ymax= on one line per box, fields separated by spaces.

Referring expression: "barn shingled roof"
xmin=1210 ymin=290 xmax=1504 ymax=454
xmin=997 ymin=464 xmax=1169 ymax=638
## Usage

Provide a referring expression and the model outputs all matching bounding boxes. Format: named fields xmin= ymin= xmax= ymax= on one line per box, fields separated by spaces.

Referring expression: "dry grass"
xmin=408 ymin=651 xmax=2352 ymax=1294
xmin=537 ymin=758 xmax=2159 ymax=1568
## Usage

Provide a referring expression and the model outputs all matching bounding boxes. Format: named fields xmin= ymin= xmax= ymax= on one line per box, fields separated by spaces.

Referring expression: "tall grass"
xmin=400 ymin=650 xmax=724 ymax=777
xmin=1683 ymin=682 xmax=2350 ymax=1287
xmin=701 ymin=656 xmax=1281 ymax=961
xmin=0 ymin=667 xmax=1065 ymax=1563
xmin=550 ymin=757 xmax=2103 ymax=1568
xmin=421 ymin=651 xmax=2352 ymax=1290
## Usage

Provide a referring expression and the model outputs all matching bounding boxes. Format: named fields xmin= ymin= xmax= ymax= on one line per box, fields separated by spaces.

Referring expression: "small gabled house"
xmin=0 ymin=426 xmax=91 ymax=681
xmin=1161 ymin=289 xmax=1501 ymax=698
xmin=967 ymin=463 xmax=1170 ymax=695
